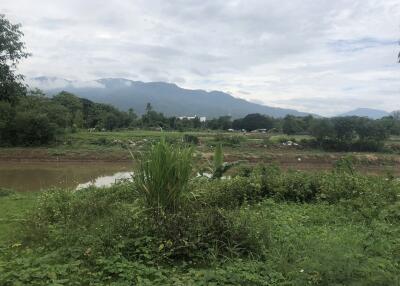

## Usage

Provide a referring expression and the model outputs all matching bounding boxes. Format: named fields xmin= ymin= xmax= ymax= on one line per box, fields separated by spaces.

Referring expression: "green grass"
xmin=0 ymin=191 xmax=38 ymax=243
xmin=1 ymin=164 xmax=399 ymax=285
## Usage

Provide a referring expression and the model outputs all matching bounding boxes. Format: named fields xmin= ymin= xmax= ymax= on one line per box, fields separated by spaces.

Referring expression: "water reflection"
xmin=76 ymin=171 xmax=133 ymax=190
xmin=0 ymin=162 xmax=131 ymax=192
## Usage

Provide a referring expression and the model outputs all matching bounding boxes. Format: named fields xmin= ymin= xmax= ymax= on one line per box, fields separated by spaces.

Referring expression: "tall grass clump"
xmin=133 ymin=138 xmax=193 ymax=212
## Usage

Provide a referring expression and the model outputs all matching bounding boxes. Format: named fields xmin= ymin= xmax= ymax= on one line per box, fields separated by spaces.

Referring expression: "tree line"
xmin=1 ymin=87 xmax=399 ymax=152
xmin=214 ymin=113 xmax=400 ymax=152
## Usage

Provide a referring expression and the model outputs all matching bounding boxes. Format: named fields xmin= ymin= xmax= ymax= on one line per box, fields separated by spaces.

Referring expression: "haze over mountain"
xmin=29 ymin=77 xmax=313 ymax=119
xmin=339 ymin=108 xmax=390 ymax=119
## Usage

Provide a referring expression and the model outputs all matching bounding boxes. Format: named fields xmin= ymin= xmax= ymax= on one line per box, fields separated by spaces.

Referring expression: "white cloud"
xmin=1 ymin=0 xmax=400 ymax=115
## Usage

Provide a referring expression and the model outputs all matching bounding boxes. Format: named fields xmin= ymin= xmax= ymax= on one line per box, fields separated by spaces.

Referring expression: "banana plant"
xmin=211 ymin=144 xmax=237 ymax=179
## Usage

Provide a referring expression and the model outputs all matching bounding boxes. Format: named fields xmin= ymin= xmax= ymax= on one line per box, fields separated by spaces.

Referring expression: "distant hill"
xmin=28 ymin=77 xmax=313 ymax=119
xmin=339 ymin=108 xmax=390 ymax=119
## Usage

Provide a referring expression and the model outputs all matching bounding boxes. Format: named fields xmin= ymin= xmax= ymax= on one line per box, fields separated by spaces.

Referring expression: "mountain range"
xmin=339 ymin=108 xmax=390 ymax=119
xmin=28 ymin=77 xmax=311 ymax=119
xmin=28 ymin=77 xmax=392 ymax=119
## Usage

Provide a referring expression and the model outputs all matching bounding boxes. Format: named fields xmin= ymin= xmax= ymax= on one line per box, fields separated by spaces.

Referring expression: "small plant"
xmin=183 ymin=134 xmax=199 ymax=145
xmin=133 ymin=138 xmax=193 ymax=212
xmin=211 ymin=144 xmax=236 ymax=179
xmin=0 ymin=188 xmax=14 ymax=197
xmin=334 ymin=156 xmax=355 ymax=175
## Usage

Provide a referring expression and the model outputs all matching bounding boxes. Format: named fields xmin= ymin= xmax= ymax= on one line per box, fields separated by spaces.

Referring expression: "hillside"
xmin=29 ymin=77 xmax=312 ymax=119
xmin=339 ymin=108 xmax=390 ymax=119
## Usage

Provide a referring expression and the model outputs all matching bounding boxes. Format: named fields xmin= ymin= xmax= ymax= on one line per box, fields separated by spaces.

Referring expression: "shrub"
xmin=0 ymin=188 xmax=14 ymax=197
xmin=183 ymin=134 xmax=199 ymax=145
xmin=196 ymin=177 xmax=261 ymax=208
xmin=137 ymin=206 xmax=260 ymax=262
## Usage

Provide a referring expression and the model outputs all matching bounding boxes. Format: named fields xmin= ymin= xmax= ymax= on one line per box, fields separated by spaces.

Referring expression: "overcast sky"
xmin=1 ymin=0 xmax=400 ymax=115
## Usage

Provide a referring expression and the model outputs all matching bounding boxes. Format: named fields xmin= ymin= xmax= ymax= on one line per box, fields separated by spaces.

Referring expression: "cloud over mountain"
xmin=2 ymin=0 xmax=399 ymax=115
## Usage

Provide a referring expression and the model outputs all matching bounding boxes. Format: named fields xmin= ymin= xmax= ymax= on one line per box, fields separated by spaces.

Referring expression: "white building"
xmin=177 ymin=116 xmax=206 ymax=122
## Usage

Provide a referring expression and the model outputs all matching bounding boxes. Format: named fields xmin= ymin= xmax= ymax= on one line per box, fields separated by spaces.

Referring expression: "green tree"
xmin=73 ymin=110 xmax=84 ymax=129
xmin=232 ymin=113 xmax=274 ymax=131
xmin=332 ymin=117 xmax=357 ymax=142
xmin=282 ymin=115 xmax=302 ymax=135
xmin=0 ymin=100 xmax=15 ymax=145
xmin=310 ymin=118 xmax=335 ymax=141
xmin=391 ymin=110 xmax=400 ymax=121
xmin=128 ymin=108 xmax=138 ymax=126
xmin=207 ymin=116 xmax=232 ymax=130
xmin=14 ymin=112 xmax=56 ymax=146
xmin=0 ymin=14 xmax=30 ymax=103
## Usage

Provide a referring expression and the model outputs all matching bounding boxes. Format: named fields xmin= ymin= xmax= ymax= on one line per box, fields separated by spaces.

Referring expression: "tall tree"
xmin=0 ymin=14 xmax=30 ymax=103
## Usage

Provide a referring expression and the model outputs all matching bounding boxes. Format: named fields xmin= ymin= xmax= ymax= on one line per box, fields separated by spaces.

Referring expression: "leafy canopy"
xmin=0 ymin=14 xmax=30 ymax=103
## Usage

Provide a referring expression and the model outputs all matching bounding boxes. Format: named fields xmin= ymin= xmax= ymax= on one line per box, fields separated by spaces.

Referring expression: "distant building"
xmin=177 ymin=116 xmax=206 ymax=122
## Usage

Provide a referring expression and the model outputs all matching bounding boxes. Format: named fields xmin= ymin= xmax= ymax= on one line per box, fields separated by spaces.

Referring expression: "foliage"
xmin=207 ymin=115 xmax=232 ymax=130
xmin=308 ymin=116 xmax=390 ymax=152
xmin=232 ymin=113 xmax=275 ymax=131
xmin=133 ymin=138 xmax=193 ymax=212
xmin=0 ymin=91 xmax=140 ymax=146
xmin=1 ymin=164 xmax=400 ymax=285
xmin=0 ymin=14 xmax=30 ymax=103
xmin=210 ymin=143 xmax=236 ymax=179
xmin=282 ymin=115 xmax=304 ymax=135
xmin=183 ymin=134 xmax=199 ymax=145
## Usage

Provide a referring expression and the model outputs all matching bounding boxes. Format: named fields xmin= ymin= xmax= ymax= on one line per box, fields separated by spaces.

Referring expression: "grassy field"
xmin=0 ymin=191 xmax=37 ymax=242
xmin=0 ymin=163 xmax=399 ymax=285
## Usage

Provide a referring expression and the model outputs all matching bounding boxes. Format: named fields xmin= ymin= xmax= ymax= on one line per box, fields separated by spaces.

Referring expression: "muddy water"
xmin=0 ymin=161 xmax=398 ymax=192
xmin=0 ymin=162 xmax=132 ymax=192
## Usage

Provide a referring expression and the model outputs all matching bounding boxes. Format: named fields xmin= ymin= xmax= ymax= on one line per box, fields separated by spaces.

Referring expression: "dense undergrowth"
xmin=1 ymin=157 xmax=399 ymax=285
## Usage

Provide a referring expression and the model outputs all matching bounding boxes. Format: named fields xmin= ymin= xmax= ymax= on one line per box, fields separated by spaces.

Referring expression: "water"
xmin=76 ymin=171 xmax=133 ymax=190
xmin=0 ymin=162 xmax=132 ymax=192
xmin=0 ymin=161 xmax=398 ymax=192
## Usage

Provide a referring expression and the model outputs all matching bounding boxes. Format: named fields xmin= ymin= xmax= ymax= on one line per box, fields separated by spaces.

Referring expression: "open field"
xmin=0 ymin=130 xmax=399 ymax=171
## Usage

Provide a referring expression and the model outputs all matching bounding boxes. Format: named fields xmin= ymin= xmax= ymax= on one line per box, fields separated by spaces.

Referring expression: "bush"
xmin=183 ymin=134 xmax=199 ymax=145
xmin=21 ymin=183 xmax=263 ymax=268
xmin=196 ymin=177 xmax=262 ymax=208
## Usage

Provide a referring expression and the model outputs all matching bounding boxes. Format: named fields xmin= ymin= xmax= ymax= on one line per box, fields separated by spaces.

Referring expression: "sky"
xmin=1 ymin=0 xmax=400 ymax=116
